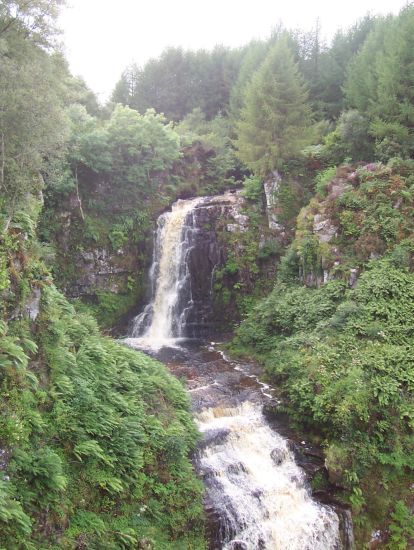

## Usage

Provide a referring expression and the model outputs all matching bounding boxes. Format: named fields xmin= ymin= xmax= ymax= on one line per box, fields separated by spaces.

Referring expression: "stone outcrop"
xmin=264 ymin=171 xmax=284 ymax=232
xmin=313 ymin=214 xmax=337 ymax=244
xmin=24 ymin=288 xmax=41 ymax=321
xmin=64 ymin=246 xmax=138 ymax=298
xmin=185 ymin=192 xmax=247 ymax=336
xmin=297 ymin=167 xmax=371 ymax=289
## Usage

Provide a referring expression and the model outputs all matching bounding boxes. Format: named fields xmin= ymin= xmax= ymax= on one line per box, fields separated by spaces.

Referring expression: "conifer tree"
xmin=371 ymin=6 xmax=414 ymax=159
xmin=345 ymin=7 xmax=414 ymax=160
xmin=234 ymin=38 xmax=312 ymax=176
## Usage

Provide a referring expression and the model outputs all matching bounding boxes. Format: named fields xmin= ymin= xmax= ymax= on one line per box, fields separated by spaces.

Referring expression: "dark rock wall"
xmin=64 ymin=246 xmax=140 ymax=298
xmin=181 ymin=193 xmax=248 ymax=337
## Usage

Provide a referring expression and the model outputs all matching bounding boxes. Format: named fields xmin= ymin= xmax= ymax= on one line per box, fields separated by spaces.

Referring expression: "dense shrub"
xmin=234 ymin=257 xmax=414 ymax=543
xmin=0 ymin=282 xmax=205 ymax=549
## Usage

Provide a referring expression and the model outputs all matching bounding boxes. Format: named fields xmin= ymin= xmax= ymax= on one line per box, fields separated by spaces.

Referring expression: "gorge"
xmin=2 ymin=3 xmax=414 ymax=547
xmin=125 ymin=195 xmax=352 ymax=549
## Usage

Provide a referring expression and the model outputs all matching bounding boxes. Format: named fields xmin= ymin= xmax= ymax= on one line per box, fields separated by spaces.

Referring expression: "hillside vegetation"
xmin=0 ymin=3 xmax=204 ymax=548
xmin=232 ymin=161 xmax=414 ymax=545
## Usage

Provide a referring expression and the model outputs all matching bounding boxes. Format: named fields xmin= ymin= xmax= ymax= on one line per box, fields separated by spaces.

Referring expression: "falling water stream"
xmin=125 ymin=196 xmax=352 ymax=549
xmin=131 ymin=197 xmax=202 ymax=348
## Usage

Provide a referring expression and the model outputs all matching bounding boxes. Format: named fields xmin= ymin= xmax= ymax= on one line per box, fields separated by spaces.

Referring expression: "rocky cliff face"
xmin=264 ymin=171 xmax=284 ymax=232
xmin=185 ymin=192 xmax=248 ymax=336
xmin=293 ymin=162 xmax=413 ymax=289
xmin=62 ymin=246 xmax=139 ymax=298
xmin=41 ymin=179 xmax=152 ymax=330
xmin=45 ymin=169 xmax=291 ymax=333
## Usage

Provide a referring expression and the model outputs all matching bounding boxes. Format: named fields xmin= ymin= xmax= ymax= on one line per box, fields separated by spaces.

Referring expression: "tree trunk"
xmin=74 ymin=165 xmax=85 ymax=221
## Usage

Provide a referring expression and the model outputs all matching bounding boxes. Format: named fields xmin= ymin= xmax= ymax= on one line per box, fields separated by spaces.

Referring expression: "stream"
xmin=124 ymin=195 xmax=353 ymax=549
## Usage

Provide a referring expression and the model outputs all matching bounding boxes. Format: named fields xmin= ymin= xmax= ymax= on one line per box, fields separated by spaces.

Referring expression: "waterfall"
xmin=126 ymin=194 xmax=351 ymax=549
xmin=130 ymin=197 xmax=202 ymax=347
xmin=197 ymin=401 xmax=341 ymax=550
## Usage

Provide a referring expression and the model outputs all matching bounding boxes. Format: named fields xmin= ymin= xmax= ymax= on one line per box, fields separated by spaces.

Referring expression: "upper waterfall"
xmin=128 ymin=192 xmax=245 ymax=348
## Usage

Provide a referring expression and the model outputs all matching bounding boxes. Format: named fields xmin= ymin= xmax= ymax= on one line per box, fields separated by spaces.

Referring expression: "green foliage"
xmin=0 ymin=278 xmax=205 ymax=548
xmin=108 ymin=216 xmax=134 ymax=249
xmin=272 ymin=178 xmax=309 ymax=229
xmin=344 ymin=17 xmax=387 ymax=113
xmin=211 ymin=198 xmax=278 ymax=326
xmin=315 ymin=166 xmax=336 ymax=197
xmin=0 ymin=2 xmax=69 ymax=227
xmin=90 ymin=290 xmax=140 ymax=329
xmin=345 ymin=7 xmax=414 ymax=161
xmin=6 ymin=5 xmax=414 ymax=549
xmin=291 ymin=162 xmax=414 ymax=287
xmin=234 ymin=255 xmax=414 ymax=544
xmin=0 ymin=232 xmax=16 ymax=291
xmin=107 ymin=105 xmax=180 ymax=186
xmin=298 ymin=16 xmax=376 ymax=121
xmin=112 ymin=46 xmax=243 ymax=121
xmin=49 ymin=103 xmax=181 ymax=208
xmin=231 ymin=156 xmax=414 ymax=548
xmin=229 ymin=39 xmax=270 ymax=120
xmin=241 ymin=176 xmax=263 ymax=202
xmin=322 ymin=110 xmax=374 ymax=164
xmin=0 ymin=479 xmax=32 ymax=544
xmin=234 ymin=37 xmax=313 ymax=176
xmin=387 ymin=501 xmax=414 ymax=550
xmin=175 ymin=108 xmax=240 ymax=194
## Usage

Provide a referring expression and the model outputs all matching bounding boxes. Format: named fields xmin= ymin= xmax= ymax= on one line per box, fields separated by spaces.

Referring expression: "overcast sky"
xmin=59 ymin=0 xmax=409 ymax=101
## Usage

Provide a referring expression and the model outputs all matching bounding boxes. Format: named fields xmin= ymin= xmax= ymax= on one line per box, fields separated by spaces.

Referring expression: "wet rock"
xmin=303 ymin=446 xmax=324 ymax=460
xmin=65 ymin=245 xmax=138 ymax=298
xmin=270 ymin=447 xmax=288 ymax=466
xmin=204 ymin=494 xmax=240 ymax=549
xmin=199 ymin=428 xmax=231 ymax=450
xmin=227 ymin=541 xmax=248 ymax=550
xmin=227 ymin=461 xmax=248 ymax=476
xmin=157 ymin=344 xmax=348 ymax=550
xmin=338 ymin=508 xmax=355 ymax=550
xmin=251 ymin=488 xmax=264 ymax=500
xmin=24 ymin=287 xmax=41 ymax=321
xmin=286 ymin=439 xmax=298 ymax=455
xmin=198 ymin=467 xmax=219 ymax=481
xmin=185 ymin=193 xmax=248 ymax=337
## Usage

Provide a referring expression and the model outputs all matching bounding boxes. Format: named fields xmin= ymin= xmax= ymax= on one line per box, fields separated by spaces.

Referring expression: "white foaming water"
xmin=130 ymin=197 xmax=202 ymax=349
xmin=197 ymin=401 xmax=341 ymax=550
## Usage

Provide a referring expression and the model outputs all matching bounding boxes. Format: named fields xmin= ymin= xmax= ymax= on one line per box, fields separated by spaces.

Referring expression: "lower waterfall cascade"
xmin=126 ymin=195 xmax=352 ymax=549
xmin=196 ymin=401 xmax=340 ymax=550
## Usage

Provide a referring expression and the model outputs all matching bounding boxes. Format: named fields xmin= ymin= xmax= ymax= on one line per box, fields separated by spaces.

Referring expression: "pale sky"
xmin=59 ymin=0 xmax=410 ymax=101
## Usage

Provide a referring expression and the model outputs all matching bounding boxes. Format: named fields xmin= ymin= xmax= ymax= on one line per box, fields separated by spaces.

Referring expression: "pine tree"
xmin=371 ymin=6 xmax=414 ymax=159
xmin=345 ymin=7 xmax=414 ymax=160
xmin=234 ymin=38 xmax=312 ymax=176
